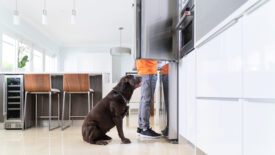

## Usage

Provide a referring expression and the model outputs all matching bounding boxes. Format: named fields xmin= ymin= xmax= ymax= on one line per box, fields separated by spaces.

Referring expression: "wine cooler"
xmin=3 ymin=75 xmax=24 ymax=129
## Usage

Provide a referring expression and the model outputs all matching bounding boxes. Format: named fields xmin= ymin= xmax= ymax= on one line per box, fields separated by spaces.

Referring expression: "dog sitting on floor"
xmin=82 ymin=75 xmax=142 ymax=145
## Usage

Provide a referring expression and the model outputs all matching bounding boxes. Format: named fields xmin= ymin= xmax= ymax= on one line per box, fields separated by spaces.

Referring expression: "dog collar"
xmin=113 ymin=89 xmax=129 ymax=104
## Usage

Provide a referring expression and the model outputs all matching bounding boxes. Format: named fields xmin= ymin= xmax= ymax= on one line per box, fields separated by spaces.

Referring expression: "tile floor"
xmin=0 ymin=115 xmax=196 ymax=155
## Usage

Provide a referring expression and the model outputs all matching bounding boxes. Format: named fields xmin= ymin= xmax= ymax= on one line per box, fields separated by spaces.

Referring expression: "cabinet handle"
xmin=197 ymin=18 xmax=239 ymax=48
xmin=244 ymin=0 xmax=270 ymax=15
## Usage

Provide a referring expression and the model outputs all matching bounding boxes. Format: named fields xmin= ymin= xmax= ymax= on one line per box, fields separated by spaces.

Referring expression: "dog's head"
xmin=113 ymin=75 xmax=142 ymax=101
xmin=119 ymin=75 xmax=142 ymax=89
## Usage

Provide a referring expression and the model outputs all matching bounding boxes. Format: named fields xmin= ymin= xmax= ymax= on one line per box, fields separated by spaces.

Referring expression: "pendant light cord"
xmin=119 ymin=27 xmax=123 ymax=47
xmin=15 ymin=0 xmax=18 ymax=10
xmin=44 ymin=0 xmax=46 ymax=10
xmin=120 ymin=29 xmax=122 ymax=47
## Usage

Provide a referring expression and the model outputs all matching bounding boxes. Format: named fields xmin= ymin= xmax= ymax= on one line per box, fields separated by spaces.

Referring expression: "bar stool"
xmin=61 ymin=74 xmax=94 ymax=130
xmin=23 ymin=74 xmax=60 ymax=131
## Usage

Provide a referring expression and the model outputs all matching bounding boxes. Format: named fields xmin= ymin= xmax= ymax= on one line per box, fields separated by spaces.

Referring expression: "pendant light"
xmin=13 ymin=0 xmax=20 ymax=25
xmin=71 ymin=0 xmax=77 ymax=24
xmin=42 ymin=0 xmax=48 ymax=25
xmin=110 ymin=27 xmax=131 ymax=56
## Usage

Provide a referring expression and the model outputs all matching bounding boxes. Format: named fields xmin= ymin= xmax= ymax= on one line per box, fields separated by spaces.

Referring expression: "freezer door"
xmin=136 ymin=0 xmax=179 ymax=60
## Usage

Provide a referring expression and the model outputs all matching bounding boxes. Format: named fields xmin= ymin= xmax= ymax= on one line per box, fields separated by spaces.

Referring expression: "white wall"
xmin=60 ymin=46 xmax=134 ymax=82
xmin=61 ymin=48 xmax=112 ymax=73
xmin=112 ymin=54 xmax=133 ymax=82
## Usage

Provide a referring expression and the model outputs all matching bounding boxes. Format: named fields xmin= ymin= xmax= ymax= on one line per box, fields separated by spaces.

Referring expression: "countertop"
xmin=0 ymin=72 xmax=104 ymax=76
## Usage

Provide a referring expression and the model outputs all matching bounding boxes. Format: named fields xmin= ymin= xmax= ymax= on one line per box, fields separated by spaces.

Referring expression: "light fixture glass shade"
xmin=13 ymin=10 xmax=20 ymax=25
xmin=42 ymin=9 xmax=48 ymax=25
xmin=71 ymin=9 xmax=76 ymax=24
xmin=110 ymin=47 xmax=131 ymax=56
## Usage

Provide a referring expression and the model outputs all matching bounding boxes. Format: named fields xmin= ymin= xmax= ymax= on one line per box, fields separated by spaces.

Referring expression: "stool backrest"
xmin=63 ymin=74 xmax=90 ymax=92
xmin=24 ymin=74 xmax=51 ymax=92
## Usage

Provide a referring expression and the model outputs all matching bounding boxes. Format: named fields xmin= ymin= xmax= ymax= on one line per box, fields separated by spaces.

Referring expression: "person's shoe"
xmin=139 ymin=127 xmax=162 ymax=138
xmin=136 ymin=127 xmax=142 ymax=136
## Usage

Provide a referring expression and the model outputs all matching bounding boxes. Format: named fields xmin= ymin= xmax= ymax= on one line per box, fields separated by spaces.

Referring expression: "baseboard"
xmin=178 ymin=134 xmax=206 ymax=155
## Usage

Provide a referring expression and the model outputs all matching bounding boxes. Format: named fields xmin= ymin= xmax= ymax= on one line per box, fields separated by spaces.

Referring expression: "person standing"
xmin=136 ymin=59 xmax=161 ymax=138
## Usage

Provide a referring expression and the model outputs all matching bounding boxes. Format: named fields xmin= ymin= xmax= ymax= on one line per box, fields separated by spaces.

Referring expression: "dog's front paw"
xmin=96 ymin=140 xmax=109 ymax=145
xmin=122 ymin=138 xmax=131 ymax=144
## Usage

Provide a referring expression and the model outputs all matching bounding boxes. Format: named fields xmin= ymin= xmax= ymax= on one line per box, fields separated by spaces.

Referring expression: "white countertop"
xmin=0 ymin=72 xmax=103 ymax=76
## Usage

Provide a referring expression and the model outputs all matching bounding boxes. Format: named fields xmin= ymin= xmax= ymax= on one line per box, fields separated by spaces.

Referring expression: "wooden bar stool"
xmin=23 ymin=74 xmax=60 ymax=131
xmin=61 ymin=74 xmax=94 ymax=130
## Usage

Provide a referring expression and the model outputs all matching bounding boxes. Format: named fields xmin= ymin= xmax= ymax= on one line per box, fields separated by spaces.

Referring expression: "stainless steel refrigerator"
xmin=135 ymin=0 xmax=179 ymax=142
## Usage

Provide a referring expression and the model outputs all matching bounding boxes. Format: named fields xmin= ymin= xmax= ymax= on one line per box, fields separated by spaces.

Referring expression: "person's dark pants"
xmin=138 ymin=74 xmax=157 ymax=130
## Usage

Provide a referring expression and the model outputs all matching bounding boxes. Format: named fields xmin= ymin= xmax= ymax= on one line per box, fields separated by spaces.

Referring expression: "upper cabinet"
xmin=243 ymin=0 xmax=275 ymax=99
xmin=196 ymin=0 xmax=247 ymax=41
xmin=196 ymin=20 xmax=242 ymax=98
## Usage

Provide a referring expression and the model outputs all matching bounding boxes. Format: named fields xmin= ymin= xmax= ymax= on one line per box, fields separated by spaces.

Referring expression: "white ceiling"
xmin=0 ymin=0 xmax=134 ymax=47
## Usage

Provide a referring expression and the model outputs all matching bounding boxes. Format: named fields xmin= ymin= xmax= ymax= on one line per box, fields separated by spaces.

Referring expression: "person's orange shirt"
xmin=161 ymin=63 xmax=169 ymax=75
xmin=136 ymin=60 xmax=158 ymax=75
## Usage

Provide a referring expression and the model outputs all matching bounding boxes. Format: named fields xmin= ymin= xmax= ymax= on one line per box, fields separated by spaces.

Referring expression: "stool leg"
xmin=91 ymin=93 xmax=94 ymax=109
xmin=58 ymin=93 xmax=60 ymax=127
xmin=88 ymin=92 xmax=90 ymax=113
xmin=69 ymin=93 xmax=72 ymax=125
xmin=23 ymin=92 xmax=28 ymax=130
xmin=35 ymin=94 xmax=38 ymax=128
xmin=62 ymin=92 xmax=66 ymax=130
xmin=62 ymin=92 xmax=70 ymax=130
xmin=49 ymin=92 xmax=52 ymax=131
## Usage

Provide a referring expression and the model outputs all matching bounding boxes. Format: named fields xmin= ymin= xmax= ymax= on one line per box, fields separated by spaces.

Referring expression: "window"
xmin=1 ymin=34 xmax=58 ymax=72
xmin=45 ymin=55 xmax=57 ymax=72
xmin=2 ymin=34 xmax=16 ymax=71
xmin=33 ymin=50 xmax=43 ymax=72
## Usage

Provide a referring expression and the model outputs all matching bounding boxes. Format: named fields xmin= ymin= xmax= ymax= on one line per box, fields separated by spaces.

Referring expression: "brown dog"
xmin=82 ymin=75 xmax=142 ymax=145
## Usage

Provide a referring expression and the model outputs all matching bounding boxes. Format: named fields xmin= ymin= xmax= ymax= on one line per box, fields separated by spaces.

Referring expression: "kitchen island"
xmin=0 ymin=73 xmax=103 ymax=128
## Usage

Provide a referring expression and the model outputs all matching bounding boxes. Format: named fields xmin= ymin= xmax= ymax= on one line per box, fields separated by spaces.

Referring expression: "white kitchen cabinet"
xmin=196 ymin=20 xmax=242 ymax=98
xmin=196 ymin=99 xmax=242 ymax=155
xmin=243 ymin=0 xmax=275 ymax=99
xmin=243 ymin=100 xmax=275 ymax=155
xmin=178 ymin=51 xmax=196 ymax=144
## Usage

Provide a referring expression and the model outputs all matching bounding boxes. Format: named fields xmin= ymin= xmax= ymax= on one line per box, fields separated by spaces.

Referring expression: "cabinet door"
xmin=179 ymin=51 xmax=197 ymax=144
xmin=243 ymin=100 xmax=275 ymax=155
xmin=197 ymin=99 xmax=242 ymax=155
xmin=243 ymin=0 xmax=275 ymax=99
xmin=196 ymin=21 xmax=242 ymax=98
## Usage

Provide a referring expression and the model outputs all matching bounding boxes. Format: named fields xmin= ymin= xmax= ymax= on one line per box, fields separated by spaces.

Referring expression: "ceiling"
xmin=0 ymin=0 xmax=134 ymax=47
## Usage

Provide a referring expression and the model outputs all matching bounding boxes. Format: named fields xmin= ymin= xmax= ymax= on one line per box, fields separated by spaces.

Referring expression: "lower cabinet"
xmin=197 ymin=99 xmax=242 ymax=155
xmin=243 ymin=100 xmax=275 ymax=155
